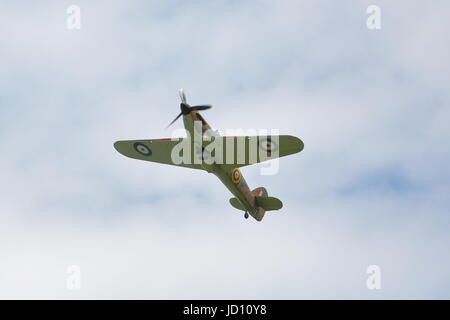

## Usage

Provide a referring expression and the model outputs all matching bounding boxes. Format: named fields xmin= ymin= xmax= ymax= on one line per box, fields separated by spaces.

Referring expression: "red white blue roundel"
xmin=259 ymin=138 xmax=278 ymax=153
xmin=134 ymin=142 xmax=152 ymax=156
xmin=231 ymin=168 xmax=242 ymax=184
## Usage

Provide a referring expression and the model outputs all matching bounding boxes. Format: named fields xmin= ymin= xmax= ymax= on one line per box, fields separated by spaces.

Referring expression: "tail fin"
xmin=255 ymin=196 xmax=283 ymax=211
xmin=252 ymin=187 xmax=283 ymax=211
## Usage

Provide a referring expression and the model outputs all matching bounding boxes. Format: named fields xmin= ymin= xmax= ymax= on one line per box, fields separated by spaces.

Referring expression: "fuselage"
xmin=182 ymin=111 xmax=264 ymax=220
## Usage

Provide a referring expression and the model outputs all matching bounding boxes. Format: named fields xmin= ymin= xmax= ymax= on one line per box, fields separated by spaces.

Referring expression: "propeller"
xmin=167 ymin=88 xmax=212 ymax=128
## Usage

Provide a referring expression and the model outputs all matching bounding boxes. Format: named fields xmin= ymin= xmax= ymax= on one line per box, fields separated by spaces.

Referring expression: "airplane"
xmin=113 ymin=89 xmax=304 ymax=221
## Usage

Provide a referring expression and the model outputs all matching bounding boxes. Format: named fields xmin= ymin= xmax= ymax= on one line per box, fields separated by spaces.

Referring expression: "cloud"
xmin=1 ymin=0 xmax=450 ymax=298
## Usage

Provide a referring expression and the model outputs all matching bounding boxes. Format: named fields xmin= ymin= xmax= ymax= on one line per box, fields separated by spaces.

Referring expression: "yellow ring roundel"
xmin=231 ymin=168 xmax=242 ymax=184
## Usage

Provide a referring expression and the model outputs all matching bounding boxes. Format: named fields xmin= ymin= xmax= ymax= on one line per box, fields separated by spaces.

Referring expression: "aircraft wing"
xmin=114 ymin=135 xmax=303 ymax=170
xmin=211 ymin=135 xmax=304 ymax=169
xmin=113 ymin=139 xmax=205 ymax=170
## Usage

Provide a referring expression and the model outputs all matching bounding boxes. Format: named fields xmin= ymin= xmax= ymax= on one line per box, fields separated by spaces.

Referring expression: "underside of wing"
xmin=113 ymin=139 xmax=204 ymax=170
xmin=215 ymin=135 xmax=304 ymax=169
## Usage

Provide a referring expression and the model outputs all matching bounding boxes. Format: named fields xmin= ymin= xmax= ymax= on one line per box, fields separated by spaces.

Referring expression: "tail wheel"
xmin=244 ymin=211 xmax=249 ymax=219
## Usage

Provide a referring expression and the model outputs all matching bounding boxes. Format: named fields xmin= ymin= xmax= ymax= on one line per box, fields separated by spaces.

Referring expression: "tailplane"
xmin=229 ymin=197 xmax=246 ymax=211
xmin=229 ymin=187 xmax=283 ymax=211
xmin=229 ymin=187 xmax=283 ymax=221
xmin=252 ymin=187 xmax=282 ymax=211
xmin=255 ymin=196 xmax=283 ymax=211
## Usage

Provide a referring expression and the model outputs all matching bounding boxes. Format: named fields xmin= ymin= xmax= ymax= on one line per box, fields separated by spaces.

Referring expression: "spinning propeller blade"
xmin=167 ymin=89 xmax=212 ymax=127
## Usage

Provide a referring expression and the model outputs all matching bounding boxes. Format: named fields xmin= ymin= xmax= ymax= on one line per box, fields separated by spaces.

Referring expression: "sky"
xmin=1 ymin=0 xmax=449 ymax=299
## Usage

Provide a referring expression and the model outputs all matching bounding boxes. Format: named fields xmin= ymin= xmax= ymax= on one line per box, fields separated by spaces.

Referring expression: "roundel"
xmin=231 ymin=168 xmax=242 ymax=184
xmin=134 ymin=142 xmax=152 ymax=156
xmin=259 ymin=138 xmax=278 ymax=153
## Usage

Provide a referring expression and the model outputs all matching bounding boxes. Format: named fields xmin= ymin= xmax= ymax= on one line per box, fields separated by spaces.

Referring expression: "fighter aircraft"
xmin=114 ymin=89 xmax=304 ymax=221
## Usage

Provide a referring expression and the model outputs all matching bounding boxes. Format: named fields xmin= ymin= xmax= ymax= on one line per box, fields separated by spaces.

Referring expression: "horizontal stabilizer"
xmin=255 ymin=196 xmax=283 ymax=211
xmin=229 ymin=198 xmax=246 ymax=211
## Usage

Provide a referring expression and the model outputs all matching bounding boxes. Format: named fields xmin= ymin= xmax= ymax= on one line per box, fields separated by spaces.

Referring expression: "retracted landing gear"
xmin=244 ymin=211 xmax=249 ymax=219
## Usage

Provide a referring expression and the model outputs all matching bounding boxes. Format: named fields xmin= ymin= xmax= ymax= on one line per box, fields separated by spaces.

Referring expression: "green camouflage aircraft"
xmin=114 ymin=89 xmax=304 ymax=221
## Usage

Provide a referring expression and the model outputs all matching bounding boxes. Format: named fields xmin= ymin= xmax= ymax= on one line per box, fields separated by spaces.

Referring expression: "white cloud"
xmin=1 ymin=0 xmax=449 ymax=299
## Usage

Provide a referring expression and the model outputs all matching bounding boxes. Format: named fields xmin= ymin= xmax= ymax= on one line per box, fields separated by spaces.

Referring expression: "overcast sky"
xmin=1 ymin=1 xmax=449 ymax=299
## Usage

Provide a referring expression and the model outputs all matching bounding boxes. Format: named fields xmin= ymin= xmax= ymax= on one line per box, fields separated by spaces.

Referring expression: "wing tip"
xmin=113 ymin=141 xmax=122 ymax=153
xmin=113 ymin=140 xmax=132 ymax=158
xmin=286 ymin=135 xmax=304 ymax=154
